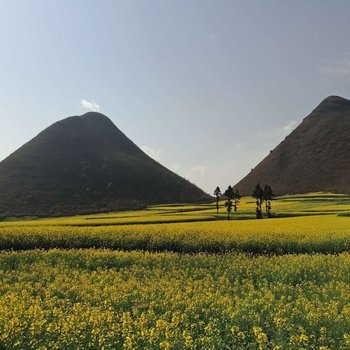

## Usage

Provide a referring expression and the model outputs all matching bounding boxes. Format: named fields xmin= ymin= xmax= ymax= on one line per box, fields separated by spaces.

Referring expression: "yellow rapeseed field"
xmin=0 ymin=215 xmax=349 ymax=254
xmin=0 ymin=193 xmax=349 ymax=349
xmin=1 ymin=250 xmax=350 ymax=349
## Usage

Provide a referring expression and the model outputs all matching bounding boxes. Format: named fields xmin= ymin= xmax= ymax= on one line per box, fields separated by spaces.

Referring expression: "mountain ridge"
xmin=234 ymin=96 xmax=350 ymax=195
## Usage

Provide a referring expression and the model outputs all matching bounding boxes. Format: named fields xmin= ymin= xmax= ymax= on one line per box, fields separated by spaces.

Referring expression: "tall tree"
xmin=224 ymin=185 xmax=235 ymax=220
xmin=263 ymin=185 xmax=274 ymax=218
xmin=213 ymin=186 xmax=222 ymax=214
xmin=224 ymin=198 xmax=233 ymax=220
xmin=224 ymin=185 xmax=234 ymax=199
xmin=233 ymin=188 xmax=241 ymax=212
xmin=252 ymin=183 xmax=264 ymax=219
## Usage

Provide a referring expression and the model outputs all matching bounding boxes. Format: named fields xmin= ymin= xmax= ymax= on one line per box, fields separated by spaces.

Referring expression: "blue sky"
xmin=1 ymin=0 xmax=350 ymax=193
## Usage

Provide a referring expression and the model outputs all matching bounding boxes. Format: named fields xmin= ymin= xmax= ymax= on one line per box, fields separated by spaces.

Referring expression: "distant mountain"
xmin=0 ymin=112 xmax=209 ymax=217
xmin=235 ymin=96 xmax=350 ymax=195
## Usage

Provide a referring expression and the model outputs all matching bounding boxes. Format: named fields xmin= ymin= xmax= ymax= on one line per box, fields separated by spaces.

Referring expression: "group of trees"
xmin=252 ymin=183 xmax=274 ymax=219
xmin=214 ymin=186 xmax=241 ymax=220
xmin=214 ymin=183 xmax=274 ymax=220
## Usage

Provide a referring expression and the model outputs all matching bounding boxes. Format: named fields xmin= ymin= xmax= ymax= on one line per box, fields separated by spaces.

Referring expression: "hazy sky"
xmin=1 ymin=1 xmax=350 ymax=193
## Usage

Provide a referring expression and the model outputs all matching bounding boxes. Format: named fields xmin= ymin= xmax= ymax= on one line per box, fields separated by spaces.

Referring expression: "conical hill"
xmin=0 ymin=112 xmax=209 ymax=217
xmin=234 ymin=96 xmax=350 ymax=195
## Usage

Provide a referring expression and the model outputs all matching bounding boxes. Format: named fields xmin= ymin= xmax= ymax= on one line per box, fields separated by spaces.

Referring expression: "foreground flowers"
xmin=1 ymin=250 xmax=350 ymax=349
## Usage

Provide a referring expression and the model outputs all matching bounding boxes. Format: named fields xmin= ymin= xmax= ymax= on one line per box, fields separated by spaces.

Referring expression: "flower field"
xmin=0 ymin=215 xmax=349 ymax=254
xmin=0 ymin=193 xmax=349 ymax=349
xmin=2 ymin=250 xmax=350 ymax=349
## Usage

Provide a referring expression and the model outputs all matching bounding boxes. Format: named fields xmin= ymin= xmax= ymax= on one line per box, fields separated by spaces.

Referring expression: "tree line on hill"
xmin=214 ymin=183 xmax=274 ymax=220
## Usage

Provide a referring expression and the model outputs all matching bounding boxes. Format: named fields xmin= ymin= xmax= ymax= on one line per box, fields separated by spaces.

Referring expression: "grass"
xmin=1 ymin=192 xmax=349 ymax=226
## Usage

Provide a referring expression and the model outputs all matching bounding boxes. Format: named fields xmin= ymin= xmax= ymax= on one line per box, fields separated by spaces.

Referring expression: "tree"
xmin=213 ymin=186 xmax=222 ymax=214
xmin=252 ymin=183 xmax=264 ymax=219
xmin=224 ymin=186 xmax=242 ymax=219
xmin=224 ymin=198 xmax=233 ymax=220
xmin=263 ymin=185 xmax=274 ymax=218
xmin=233 ymin=188 xmax=241 ymax=212
xmin=224 ymin=185 xmax=235 ymax=220
xmin=224 ymin=185 xmax=234 ymax=199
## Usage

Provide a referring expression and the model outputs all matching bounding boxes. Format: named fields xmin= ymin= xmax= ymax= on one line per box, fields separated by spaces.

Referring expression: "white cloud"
xmin=282 ymin=120 xmax=299 ymax=133
xmin=256 ymin=119 xmax=299 ymax=139
xmin=169 ymin=162 xmax=181 ymax=173
xmin=141 ymin=145 xmax=162 ymax=162
xmin=319 ymin=54 xmax=350 ymax=80
xmin=81 ymin=99 xmax=100 ymax=112
xmin=139 ymin=148 xmax=206 ymax=180
xmin=139 ymin=147 xmax=207 ymax=188
xmin=186 ymin=165 xmax=207 ymax=178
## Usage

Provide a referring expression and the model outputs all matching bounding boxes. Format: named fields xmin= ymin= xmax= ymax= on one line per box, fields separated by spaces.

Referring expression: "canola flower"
xmin=1 ymin=250 xmax=350 ymax=349
xmin=2 ymin=193 xmax=349 ymax=228
xmin=0 ymin=215 xmax=349 ymax=254
xmin=0 ymin=195 xmax=349 ymax=349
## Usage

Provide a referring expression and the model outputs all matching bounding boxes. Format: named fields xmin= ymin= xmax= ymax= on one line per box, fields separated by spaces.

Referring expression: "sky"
xmin=1 ymin=0 xmax=350 ymax=193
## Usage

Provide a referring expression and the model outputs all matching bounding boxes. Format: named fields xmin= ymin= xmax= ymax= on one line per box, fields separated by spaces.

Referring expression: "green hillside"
xmin=0 ymin=112 xmax=209 ymax=217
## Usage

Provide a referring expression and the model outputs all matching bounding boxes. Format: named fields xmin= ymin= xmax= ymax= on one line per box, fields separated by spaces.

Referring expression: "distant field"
xmin=0 ymin=193 xmax=349 ymax=254
xmin=2 ymin=192 xmax=350 ymax=226
xmin=0 ymin=193 xmax=350 ymax=349
xmin=0 ymin=215 xmax=349 ymax=254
